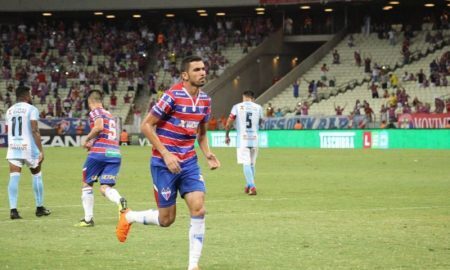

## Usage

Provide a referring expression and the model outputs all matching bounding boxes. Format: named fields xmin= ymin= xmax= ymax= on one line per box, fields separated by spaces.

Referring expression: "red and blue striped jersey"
xmin=88 ymin=107 xmax=120 ymax=161
xmin=150 ymin=82 xmax=211 ymax=167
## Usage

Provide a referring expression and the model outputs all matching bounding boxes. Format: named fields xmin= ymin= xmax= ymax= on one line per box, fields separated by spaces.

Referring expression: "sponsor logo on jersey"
xmin=161 ymin=187 xmax=172 ymax=201
xmin=9 ymin=143 xmax=28 ymax=151
xmin=179 ymin=120 xmax=199 ymax=129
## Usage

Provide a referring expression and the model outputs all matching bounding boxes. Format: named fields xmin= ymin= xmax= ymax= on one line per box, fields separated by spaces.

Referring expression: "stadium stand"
xmin=264 ymin=29 xmax=449 ymax=118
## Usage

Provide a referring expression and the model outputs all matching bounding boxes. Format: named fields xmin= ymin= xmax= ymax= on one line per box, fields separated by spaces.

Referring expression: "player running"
xmin=225 ymin=91 xmax=264 ymax=195
xmin=76 ymin=90 xmax=126 ymax=227
xmin=6 ymin=86 xmax=51 ymax=219
xmin=116 ymin=56 xmax=220 ymax=270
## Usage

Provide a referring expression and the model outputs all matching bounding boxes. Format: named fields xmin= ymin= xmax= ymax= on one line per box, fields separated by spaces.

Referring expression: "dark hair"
xmin=15 ymin=86 xmax=30 ymax=100
xmin=180 ymin=55 xmax=203 ymax=73
xmin=87 ymin=89 xmax=103 ymax=102
xmin=243 ymin=91 xmax=255 ymax=98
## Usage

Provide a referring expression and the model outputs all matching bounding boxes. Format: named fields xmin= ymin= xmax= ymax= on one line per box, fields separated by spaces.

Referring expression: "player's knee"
xmin=158 ymin=216 xmax=175 ymax=227
xmin=99 ymin=184 xmax=112 ymax=195
xmin=191 ymin=207 xmax=206 ymax=217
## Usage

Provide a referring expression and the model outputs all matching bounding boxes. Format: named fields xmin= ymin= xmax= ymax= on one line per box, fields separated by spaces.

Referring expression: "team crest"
xmin=161 ymin=188 xmax=172 ymax=201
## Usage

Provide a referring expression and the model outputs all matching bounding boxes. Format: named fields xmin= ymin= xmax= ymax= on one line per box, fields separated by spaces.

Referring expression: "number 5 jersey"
xmin=88 ymin=108 xmax=121 ymax=161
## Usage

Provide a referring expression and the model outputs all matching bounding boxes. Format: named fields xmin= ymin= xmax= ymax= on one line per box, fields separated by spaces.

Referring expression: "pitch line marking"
xmin=0 ymin=205 xmax=448 ymax=224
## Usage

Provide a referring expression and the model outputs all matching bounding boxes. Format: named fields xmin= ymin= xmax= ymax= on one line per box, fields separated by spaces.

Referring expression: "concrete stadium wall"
xmin=0 ymin=0 xmax=259 ymax=11
xmin=203 ymin=29 xmax=285 ymax=117
xmin=255 ymin=28 xmax=347 ymax=106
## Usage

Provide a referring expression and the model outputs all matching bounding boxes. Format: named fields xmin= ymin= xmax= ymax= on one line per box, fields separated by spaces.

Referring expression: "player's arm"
xmin=224 ymin=116 xmax=235 ymax=145
xmin=83 ymin=118 xmax=103 ymax=149
xmin=198 ymin=122 xmax=220 ymax=170
xmin=31 ymin=120 xmax=44 ymax=163
xmin=141 ymin=113 xmax=182 ymax=174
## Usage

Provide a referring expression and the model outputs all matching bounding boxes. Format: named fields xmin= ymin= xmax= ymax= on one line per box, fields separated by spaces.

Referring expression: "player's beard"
xmin=192 ymin=78 xmax=206 ymax=88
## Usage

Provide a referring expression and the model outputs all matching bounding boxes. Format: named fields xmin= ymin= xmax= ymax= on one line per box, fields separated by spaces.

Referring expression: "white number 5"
xmin=108 ymin=119 xmax=117 ymax=140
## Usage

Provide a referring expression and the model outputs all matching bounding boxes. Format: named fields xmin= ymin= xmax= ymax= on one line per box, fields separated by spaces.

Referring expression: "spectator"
xmin=417 ymin=69 xmax=426 ymax=87
xmin=301 ymin=102 xmax=309 ymax=116
xmin=334 ymin=103 xmax=346 ymax=115
xmin=388 ymin=29 xmax=396 ymax=46
xmin=110 ymin=92 xmax=117 ymax=110
xmin=284 ymin=17 xmax=293 ymax=35
xmin=320 ymin=64 xmax=328 ymax=81
xmin=274 ymin=108 xmax=283 ymax=117
xmin=347 ymin=34 xmax=354 ymax=47
xmin=364 ymin=56 xmax=372 ymax=73
xmin=354 ymin=51 xmax=362 ymax=67
xmin=293 ymin=119 xmax=303 ymax=130
xmin=293 ymin=80 xmax=300 ymax=98
xmin=370 ymin=83 xmax=379 ymax=98
xmin=265 ymin=103 xmax=274 ymax=117
xmin=120 ymin=129 xmax=130 ymax=145
xmin=363 ymin=101 xmax=374 ymax=122
xmin=332 ymin=50 xmax=340 ymax=64
xmin=124 ymin=92 xmax=132 ymax=104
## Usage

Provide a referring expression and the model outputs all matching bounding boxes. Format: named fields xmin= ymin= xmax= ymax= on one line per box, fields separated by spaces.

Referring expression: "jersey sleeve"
xmin=229 ymin=105 xmax=237 ymax=120
xmin=89 ymin=108 xmax=103 ymax=121
xmin=259 ymin=105 xmax=264 ymax=119
xmin=30 ymin=106 xmax=39 ymax=121
xmin=151 ymin=92 xmax=175 ymax=119
xmin=201 ymin=97 xmax=211 ymax=123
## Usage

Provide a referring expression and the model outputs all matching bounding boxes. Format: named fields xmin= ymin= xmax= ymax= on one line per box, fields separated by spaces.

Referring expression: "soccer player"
xmin=76 ymin=90 xmax=126 ymax=227
xmin=6 ymin=86 xmax=51 ymax=219
xmin=116 ymin=56 xmax=220 ymax=270
xmin=225 ymin=91 xmax=264 ymax=195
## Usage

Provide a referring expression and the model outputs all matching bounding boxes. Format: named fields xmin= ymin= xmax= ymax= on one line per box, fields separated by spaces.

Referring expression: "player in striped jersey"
xmin=6 ymin=86 xmax=51 ymax=219
xmin=225 ymin=91 xmax=264 ymax=195
xmin=76 ymin=90 xmax=126 ymax=227
xmin=116 ymin=56 xmax=220 ymax=270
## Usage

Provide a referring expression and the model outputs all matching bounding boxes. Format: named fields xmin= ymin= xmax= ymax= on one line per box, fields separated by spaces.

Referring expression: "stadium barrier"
xmin=207 ymin=130 xmax=450 ymax=149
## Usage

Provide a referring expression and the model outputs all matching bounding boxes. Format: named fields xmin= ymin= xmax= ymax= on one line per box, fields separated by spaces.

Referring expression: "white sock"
xmin=81 ymin=187 xmax=94 ymax=221
xmin=188 ymin=216 xmax=205 ymax=269
xmin=104 ymin=187 xmax=122 ymax=204
xmin=125 ymin=209 xmax=160 ymax=225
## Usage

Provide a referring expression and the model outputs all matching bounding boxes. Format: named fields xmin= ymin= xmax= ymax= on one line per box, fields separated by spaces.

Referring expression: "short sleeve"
xmin=202 ymin=102 xmax=211 ymax=123
xmin=30 ymin=106 xmax=39 ymax=121
xmin=151 ymin=92 xmax=175 ymax=119
xmin=229 ymin=105 xmax=237 ymax=120
xmin=89 ymin=108 xmax=104 ymax=121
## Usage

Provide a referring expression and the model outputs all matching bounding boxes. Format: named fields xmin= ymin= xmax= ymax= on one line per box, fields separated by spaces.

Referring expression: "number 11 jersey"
xmin=6 ymin=102 xmax=40 ymax=160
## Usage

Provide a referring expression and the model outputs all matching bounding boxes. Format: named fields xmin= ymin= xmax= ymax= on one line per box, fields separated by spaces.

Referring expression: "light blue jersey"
xmin=6 ymin=102 xmax=40 ymax=160
xmin=229 ymin=101 xmax=263 ymax=148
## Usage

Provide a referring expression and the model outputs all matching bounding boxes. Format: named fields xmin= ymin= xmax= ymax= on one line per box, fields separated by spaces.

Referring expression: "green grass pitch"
xmin=0 ymin=147 xmax=449 ymax=270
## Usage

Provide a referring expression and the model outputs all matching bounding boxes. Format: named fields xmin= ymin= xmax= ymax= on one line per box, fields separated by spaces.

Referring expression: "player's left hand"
xmin=206 ymin=152 xmax=220 ymax=170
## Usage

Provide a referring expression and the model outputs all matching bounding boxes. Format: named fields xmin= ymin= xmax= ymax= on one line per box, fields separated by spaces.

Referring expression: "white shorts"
xmin=8 ymin=158 xmax=40 ymax=169
xmin=237 ymin=147 xmax=258 ymax=165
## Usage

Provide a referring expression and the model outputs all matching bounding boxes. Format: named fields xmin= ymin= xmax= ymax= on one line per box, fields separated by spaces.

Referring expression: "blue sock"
xmin=243 ymin=165 xmax=255 ymax=188
xmin=251 ymin=165 xmax=256 ymax=179
xmin=32 ymin=172 xmax=44 ymax=207
xmin=8 ymin=173 xmax=21 ymax=209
